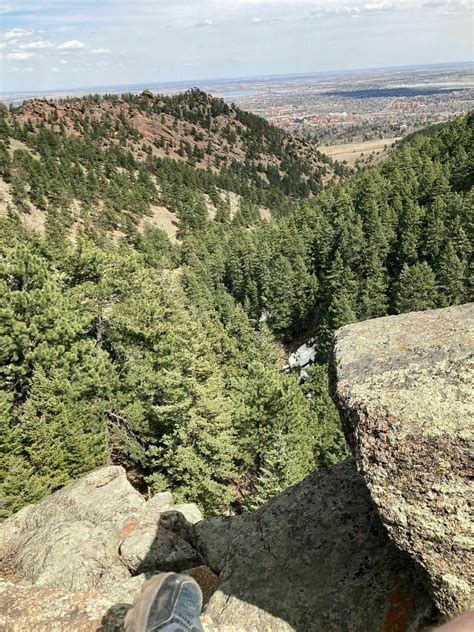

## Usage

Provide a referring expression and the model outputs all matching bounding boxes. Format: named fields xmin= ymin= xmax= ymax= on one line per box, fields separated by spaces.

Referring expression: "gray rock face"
xmin=194 ymin=459 xmax=435 ymax=631
xmin=330 ymin=303 xmax=474 ymax=616
xmin=14 ymin=521 xmax=129 ymax=591
xmin=146 ymin=492 xmax=174 ymax=514
xmin=190 ymin=516 xmax=235 ymax=574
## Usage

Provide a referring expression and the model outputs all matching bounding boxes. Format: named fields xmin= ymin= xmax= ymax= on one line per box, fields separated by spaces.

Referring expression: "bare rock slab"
xmin=0 ymin=580 xmax=129 ymax=632
xmin=330 ymin=303 xmax=474 ymax=616
xmin=0 ymin=466 xmax=145 ymax=562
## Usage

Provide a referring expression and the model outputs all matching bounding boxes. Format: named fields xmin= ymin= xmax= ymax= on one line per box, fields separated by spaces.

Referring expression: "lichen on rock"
xmin=330 ymin=303 xmax=474 ymax=617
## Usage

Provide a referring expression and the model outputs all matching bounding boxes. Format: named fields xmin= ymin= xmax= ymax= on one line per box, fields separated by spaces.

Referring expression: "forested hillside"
xmin=0 ymin=89 xmax=337 ymax=241
xmin=0 ymin=94 xmax=472 ymax=519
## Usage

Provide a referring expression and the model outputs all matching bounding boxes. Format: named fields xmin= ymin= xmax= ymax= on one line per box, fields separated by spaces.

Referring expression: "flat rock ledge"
xmin=330 ymin=303 xmax=474 ymax=617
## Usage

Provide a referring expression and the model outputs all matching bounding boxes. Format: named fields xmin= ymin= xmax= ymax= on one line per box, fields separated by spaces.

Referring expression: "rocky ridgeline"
xmin=1 ymin=304 xmax=472 ymax=631
xmin=12 ymin=92 xmax=333 ymax=182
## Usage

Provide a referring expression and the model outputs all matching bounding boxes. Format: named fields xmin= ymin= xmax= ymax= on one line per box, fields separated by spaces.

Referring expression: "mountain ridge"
xmin=0 ymin=89 xmax=341 ymax=244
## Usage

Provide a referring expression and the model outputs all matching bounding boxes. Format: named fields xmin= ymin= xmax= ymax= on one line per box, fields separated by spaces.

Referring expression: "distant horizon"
xmin=2 ymin=0 xmax=472 ymax=95
xmin=2 ymin=59 xmax=473 ymax=104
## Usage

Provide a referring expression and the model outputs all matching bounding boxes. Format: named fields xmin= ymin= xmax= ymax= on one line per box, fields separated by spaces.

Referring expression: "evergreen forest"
xmin=0 ymin=91 xmax=472 ymax=518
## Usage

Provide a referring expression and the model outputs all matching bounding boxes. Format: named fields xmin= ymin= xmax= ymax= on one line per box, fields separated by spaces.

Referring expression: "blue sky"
xmin=1 ymin=0 xmax=472 ymax=93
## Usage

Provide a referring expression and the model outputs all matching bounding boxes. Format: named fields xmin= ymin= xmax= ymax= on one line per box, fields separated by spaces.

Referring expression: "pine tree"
xmin=422 ymin=197 xmax=446 ymax=264
xmin=0 ymin=453 xmax=50 ymax=518
xmin=359 ymin=252 xmax=389 ymax=320
xmin=234 ymin=362 xmax=315 ymax=507
xmin=436 ymin=241 xmax=466 ymax=306
xmin=395 ymin=262 xmax=438 ymax=313
xmin=261 ymin=255 xmax=295 ymax=338
xmin=320 ymin=251 xmax=358 ymax=351
xmin=245 ymin=427 xmax=291 ymax=510
xmin=332 ymin=189 xmax=364 ymax=273
xmin=397 ymin=200 xmax=423 ymax=266
xmin=302 ymin=363 xmax=348 ymax=467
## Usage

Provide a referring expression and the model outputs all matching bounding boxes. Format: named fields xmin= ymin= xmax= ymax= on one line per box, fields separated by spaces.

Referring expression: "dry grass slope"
xmin=320 ymin=137 xmax=401 ymax=166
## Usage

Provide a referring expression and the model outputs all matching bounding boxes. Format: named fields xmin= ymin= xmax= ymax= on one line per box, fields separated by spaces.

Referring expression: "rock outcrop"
xmin=330 ymin=303 xmax=473 ymax=617
xmin=192 ymin=458 xmax=435 ymax=631
xmin=0 ymin=466 xmax=207 ymax=630
xmin=1 ymin=305 xmax=472 ymax=631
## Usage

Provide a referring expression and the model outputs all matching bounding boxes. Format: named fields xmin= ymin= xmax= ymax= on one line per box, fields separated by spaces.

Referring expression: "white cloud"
xmin=251 ymin=17 xmax=263 ymax=23
xmin=363 ymin=2 xmax=393 ymax=11
xmin=7 ymin=51 xmax=35 ymax=60
xmin=90 ymin=47 xmax=111 ymax=54
xmin=441 ymin=0 xmax=473 ymax=13
xmin=311 ymin=1 xmax=395 ymax=17
xmin=57 ymin=39 xmax=86 ymax=49
xmin=19 ymin=39 xmax=55 ymax=49
xmin=196 ymin=19 xmax=214 ymax=27
xmin=4 ymin=28 xmax=33 ymax=40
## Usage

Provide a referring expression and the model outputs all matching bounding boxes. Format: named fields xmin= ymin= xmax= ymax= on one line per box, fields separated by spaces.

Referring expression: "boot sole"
xmin=124 ymin=573 xmax=175 ymax=632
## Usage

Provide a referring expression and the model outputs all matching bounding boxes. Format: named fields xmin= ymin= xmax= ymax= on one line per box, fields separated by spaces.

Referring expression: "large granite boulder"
xmin=193 ymin=459 xmax=435 ymax=631
xmin=330 ymin=304 xmax=474 ymax=616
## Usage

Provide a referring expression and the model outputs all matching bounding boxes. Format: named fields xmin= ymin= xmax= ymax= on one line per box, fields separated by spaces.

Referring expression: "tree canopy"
xmin=0 ymin=98 xmax=472 ymax=518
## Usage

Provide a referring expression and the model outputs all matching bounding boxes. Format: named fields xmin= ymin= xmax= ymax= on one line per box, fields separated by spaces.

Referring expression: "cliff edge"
xmin=1 ymin=304 xmax=472 ymax=631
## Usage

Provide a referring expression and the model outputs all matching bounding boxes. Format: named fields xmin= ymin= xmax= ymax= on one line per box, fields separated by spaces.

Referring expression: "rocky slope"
xmin=0 ymin=466 xmax=215 ymax=631
xmin=1 ymin=89 xmax=336 ymax=242
xmin=1 ymin=304 xmax=472 ymax=631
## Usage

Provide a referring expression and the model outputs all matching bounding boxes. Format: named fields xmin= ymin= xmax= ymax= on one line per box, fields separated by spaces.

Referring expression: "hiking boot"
xmin=124 ymin=572 xmax=204 ymax=632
